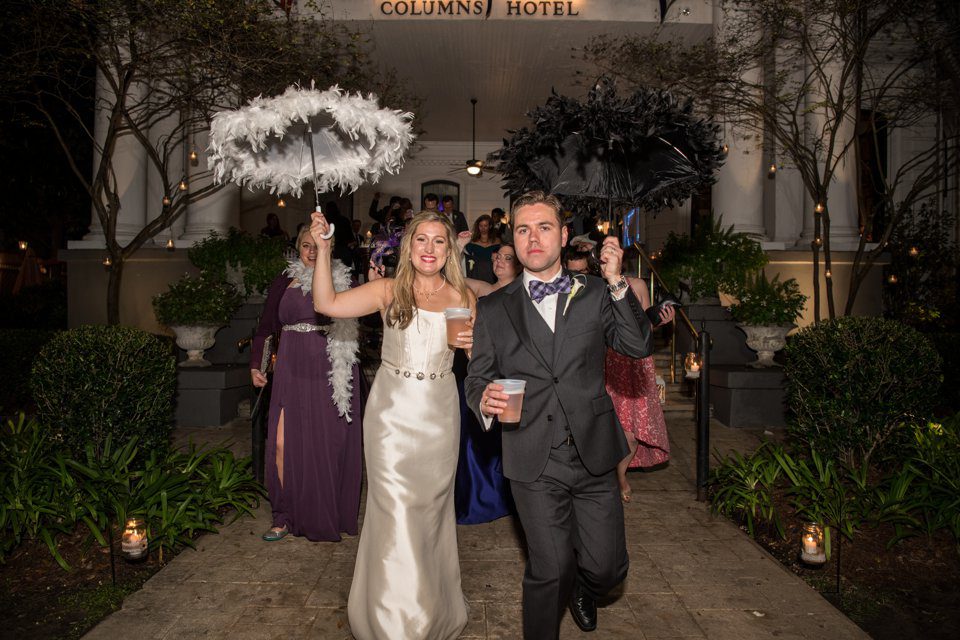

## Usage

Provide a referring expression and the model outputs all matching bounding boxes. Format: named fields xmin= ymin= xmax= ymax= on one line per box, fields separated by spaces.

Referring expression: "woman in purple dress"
xmin=250 ymin=226 xmax=363 ymax=542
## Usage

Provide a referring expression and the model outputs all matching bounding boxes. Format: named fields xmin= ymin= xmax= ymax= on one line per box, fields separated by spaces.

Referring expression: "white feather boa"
xmin=285 ymin=259 xmax=359 ymax=423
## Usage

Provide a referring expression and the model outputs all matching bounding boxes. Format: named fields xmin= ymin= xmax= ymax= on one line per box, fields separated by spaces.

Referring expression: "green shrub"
xmin=709 ymin=442 xmax=785 ymax=538
xmin=1 ymin=415 xmax=264 ymax=569
xmin=188 ymin=228 xmax=288 ymax=297
xmin=30 ymin=325 xmax=176 ymax=458
xmin=0 ymin=414 xmax=77 ymax=569
xmin=784 ymin=317 xmax=941 ymax=467
xmin=729 ymin=271 xmax=807 ymax=326
xmin=0 ymin=329 xmax=58 ymax=413
xmin=657 ymin=216 xmax=768 ymax=302
xmin=907 ymin=418 xmax=960 ymax=545
xmin=152 ymin=275 xmax=242 ymax=326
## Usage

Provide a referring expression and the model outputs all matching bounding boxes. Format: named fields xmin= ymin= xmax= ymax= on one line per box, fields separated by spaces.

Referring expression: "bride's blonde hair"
xmin=388 ymin=211 xmax=469 ymax=329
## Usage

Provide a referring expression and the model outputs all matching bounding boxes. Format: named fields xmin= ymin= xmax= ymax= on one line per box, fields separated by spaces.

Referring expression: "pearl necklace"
xmin=414 ymin=278 xmax=446 ymax=300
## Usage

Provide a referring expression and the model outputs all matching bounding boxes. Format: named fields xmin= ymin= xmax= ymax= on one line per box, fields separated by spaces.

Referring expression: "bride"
xmin=310 ymin=209 xmax=474 ymax=640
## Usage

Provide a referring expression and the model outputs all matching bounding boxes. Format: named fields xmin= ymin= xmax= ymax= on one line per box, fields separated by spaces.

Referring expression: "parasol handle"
xmin=315 ymin=206 xmax=335 ymax=240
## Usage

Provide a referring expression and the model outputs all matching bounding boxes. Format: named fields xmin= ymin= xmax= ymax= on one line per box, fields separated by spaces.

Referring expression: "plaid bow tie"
xmin=528 ymin=274 xmax=572 ymax=303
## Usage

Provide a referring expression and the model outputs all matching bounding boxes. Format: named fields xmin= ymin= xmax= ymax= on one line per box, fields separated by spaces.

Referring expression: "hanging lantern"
xmin=178 ymin=179 xmax=188 ymax=191
xmin=721 ymin=143 xmax=729 ymax=154
xmin=189 ymin=149 xmax=199 ymax=165
xmin=767 ymin=163 xmax=777 ymax=178
xmin=277 ymin=197 xmax=286 ymax=208
xmin=18 ymin=240 xmax=28 ymax=251
xmin=824 ymin=269 xmax=832 ymax=279
xmin=162 ymin=195 xmax=172 ymax=206
xmin=908 ymin=246 xmax=919 ymax=257
xmin=684 ymin=352 xmax=701 ymax=379
xmin=166 ymin=238 xmax=175 ymax=251
xmin=121 ymin=517 xmax=148 ymax=561
xmin=814 ymin=202 xmax=825 ymax=214
xmin=800 ymin=522 xmax=827 ymax=565
xmin=812 ymin=237 xmax=822 ymax=247
xmin=887 ymin=273 xmax=898 ymax=284
xmin=102 ymin=256 xmax=112 ymax=268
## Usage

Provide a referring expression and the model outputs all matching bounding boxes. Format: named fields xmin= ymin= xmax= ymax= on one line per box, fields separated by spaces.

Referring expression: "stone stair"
xmin=652 ymin=347 xmax=697 ymax=421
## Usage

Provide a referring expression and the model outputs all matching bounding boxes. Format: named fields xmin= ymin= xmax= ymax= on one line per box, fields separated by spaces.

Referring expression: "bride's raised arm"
xmin=310 ymin=211 xmax=391 ymax=318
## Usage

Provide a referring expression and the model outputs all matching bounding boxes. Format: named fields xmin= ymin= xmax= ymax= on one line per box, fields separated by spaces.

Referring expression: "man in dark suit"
xmin=440 ymin=194 xmax=469 ymax=234
xmin=466 ymin=191 xmax=652 ymax=639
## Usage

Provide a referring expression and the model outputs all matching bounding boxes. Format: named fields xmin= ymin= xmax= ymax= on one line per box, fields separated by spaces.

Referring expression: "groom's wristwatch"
xmin=607 ymin=276 xmax=629 ymax=300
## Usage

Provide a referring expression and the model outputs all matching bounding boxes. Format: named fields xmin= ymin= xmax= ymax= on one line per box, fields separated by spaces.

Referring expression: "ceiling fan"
xmin=465 ymin=98 xmax=483 ymax=177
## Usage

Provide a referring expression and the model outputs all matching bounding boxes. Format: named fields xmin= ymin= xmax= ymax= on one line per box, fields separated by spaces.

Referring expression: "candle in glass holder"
xmin=799 ymin=522 xmax=826 ymax=565
xmin=121 ymin=518 xmax=148 ymax=561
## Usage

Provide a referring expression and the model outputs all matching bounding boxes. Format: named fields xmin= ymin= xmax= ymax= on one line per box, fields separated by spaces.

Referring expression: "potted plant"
xmin=730 ymin=271 xmax=807 ymax=367
xmin=188 ymin=228 xmax=288 ymax=301
xmin=152 ymin=275 xmax=242 ymax=367
xmin=657 ymin=216 xmax=769 ymax=303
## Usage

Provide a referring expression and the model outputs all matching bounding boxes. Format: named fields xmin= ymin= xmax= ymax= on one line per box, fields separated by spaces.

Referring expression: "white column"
xmin=72 ymin=69 xmax=147 ymax=248
xmin=799 ymin=25 xmax=860 ymax=249
xmin=712 ymin=124 xmax=766 ymax=237
xmin=711 ymin=1 xmax=765 ymax=238
xmin=179 ymin=127 xmax=239 ymax=243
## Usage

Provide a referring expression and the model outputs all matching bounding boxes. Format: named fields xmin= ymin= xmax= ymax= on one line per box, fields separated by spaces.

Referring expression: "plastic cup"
xmin=444 ymin=307 xmax=472 ymax=347
xmin=494 ymin=379 xmax=526 ymax=427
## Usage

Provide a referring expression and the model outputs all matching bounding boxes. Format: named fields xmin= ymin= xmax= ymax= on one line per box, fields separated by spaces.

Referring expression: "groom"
xmin=466 ymin=191 xmax=653 ymax=638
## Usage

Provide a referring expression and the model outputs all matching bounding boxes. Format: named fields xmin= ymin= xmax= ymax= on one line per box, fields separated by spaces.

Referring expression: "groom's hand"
xmin=481 ymin=382 xmax=508 ymax=418
xmin=598 ymin=236 xmax=624 ymax=284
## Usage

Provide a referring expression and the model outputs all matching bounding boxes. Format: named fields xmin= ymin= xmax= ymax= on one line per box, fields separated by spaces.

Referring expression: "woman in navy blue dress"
xmin=455 ymin=244 xmax=522 ymax=524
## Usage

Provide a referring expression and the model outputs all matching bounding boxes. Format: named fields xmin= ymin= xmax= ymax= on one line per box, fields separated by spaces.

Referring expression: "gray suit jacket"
xmin=466 ymin=272 xmax=653 ymax=483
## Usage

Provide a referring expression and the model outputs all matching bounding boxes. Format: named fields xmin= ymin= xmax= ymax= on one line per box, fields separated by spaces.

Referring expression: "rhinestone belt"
xmin=381 ymin=364 xmax=451 ymax=381
xmin=282 ymin=322 xmax=328 ymax=333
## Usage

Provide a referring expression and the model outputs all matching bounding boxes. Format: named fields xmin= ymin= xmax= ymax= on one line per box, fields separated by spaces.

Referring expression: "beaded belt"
xmin=282 ymin=322 xmax=328 ymax=333
xmin=381 ymin=365 xmax=451 ymax=381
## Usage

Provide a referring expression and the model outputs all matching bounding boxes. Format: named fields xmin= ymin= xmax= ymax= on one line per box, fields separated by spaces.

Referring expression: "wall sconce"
xmin=800 ymin=522 xmax=827 ymax=565
xmin=121 ymin=517 xmax=148 ymax=561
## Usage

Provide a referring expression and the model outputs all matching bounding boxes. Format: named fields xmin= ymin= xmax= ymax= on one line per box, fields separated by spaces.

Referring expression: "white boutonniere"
xmin=563 ymin=275 xmax=586 ymax=316
xmin=467 ymin=258 xmax=475 ymax=272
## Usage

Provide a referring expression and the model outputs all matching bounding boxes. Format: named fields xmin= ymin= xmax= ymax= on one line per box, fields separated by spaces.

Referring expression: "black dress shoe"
xmin=569 ymin=585 xmax=598 ymax=632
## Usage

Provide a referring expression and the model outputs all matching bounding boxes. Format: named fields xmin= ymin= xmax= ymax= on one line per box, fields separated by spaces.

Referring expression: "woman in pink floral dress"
xmin=605 ymin=277 xmax=674 ymax=502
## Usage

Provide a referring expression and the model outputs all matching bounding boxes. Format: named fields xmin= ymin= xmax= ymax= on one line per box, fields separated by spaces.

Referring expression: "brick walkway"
xmin=86 ymin=410 xmax=868 ymax=639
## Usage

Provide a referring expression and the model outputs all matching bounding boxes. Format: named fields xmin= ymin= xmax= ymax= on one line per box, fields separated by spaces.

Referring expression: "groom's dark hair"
xmin=510 ymin=191 xmax=564 ymax=226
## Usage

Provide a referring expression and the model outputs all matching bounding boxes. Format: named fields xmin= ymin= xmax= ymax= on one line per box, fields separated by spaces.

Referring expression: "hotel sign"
xmin=377 ymin=0 xmax=582 ymax=18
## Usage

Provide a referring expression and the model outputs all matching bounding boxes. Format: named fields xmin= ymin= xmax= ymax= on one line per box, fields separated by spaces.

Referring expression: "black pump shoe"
xmin=569 ymin=584 xmax=597 ymax=632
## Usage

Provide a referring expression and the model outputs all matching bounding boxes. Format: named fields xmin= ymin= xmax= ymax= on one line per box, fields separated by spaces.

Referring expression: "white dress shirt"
xmin=522 ymin=269 xmax=562 ymax=332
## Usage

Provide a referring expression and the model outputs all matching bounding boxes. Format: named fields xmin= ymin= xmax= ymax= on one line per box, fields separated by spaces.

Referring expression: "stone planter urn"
xmin=736 ymin=324 xmax=794 ymax=368
xmin=170 ymin=325 xmax=221 ymax=367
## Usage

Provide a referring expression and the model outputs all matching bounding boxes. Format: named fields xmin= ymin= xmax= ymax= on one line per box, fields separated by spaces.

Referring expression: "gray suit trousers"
xmin=509 ymin=442 xmax=629 ymax=640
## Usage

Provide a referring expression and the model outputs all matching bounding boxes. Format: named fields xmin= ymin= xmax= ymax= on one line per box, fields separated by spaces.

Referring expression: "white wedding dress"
xmin=348 ymin=309 xmax=468 ymax=640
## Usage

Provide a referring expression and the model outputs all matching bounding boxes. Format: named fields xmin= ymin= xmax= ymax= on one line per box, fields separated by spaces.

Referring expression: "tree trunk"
xmin=106 ymin=257 xmax=124 ymax=326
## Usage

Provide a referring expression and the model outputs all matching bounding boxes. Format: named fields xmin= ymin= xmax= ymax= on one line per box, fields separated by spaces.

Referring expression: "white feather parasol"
xmin=209 ymin=84 xmax=415 ymax=198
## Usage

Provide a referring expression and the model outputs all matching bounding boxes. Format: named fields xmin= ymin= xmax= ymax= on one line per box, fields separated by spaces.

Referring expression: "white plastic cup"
xmin=494 ymin=378 xmax=526 ymax=426
xmin=444 ymin=307 xmax=472 ymax=347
